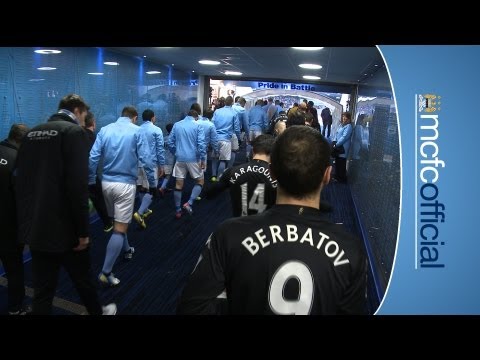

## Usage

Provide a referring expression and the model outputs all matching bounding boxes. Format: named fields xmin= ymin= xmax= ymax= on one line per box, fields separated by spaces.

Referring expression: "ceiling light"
xmin=198 ymin=60 xmax=220 ymax=65
xmin=143 ymin=56 xmax=147 ymax=58
xmin=292 ymin=47 xmax=324 ymax=51
xmin=88 ymin=72 xmax=104 ymax=75
xmin=299 ymin=64 xmax=322 ymax=70
xmin=37 ymin=67 xmax=56 ymax=71
xmin=34 ymin=49 xmax=61 ymax=54
xmin=303 ymin=75 xmax=321 ymax=80
xmin=224 ymin=71 xmax=242 ymax=76
xmin=104 ymin=61 xmax=119 ymax=66
xmin=146 ymin=71 xmax=161 ymax=74
xmin=28 ymin=78 xmax=45 ymax=82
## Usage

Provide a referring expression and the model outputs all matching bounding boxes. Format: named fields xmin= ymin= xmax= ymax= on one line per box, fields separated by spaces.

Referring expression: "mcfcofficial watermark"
xmin=415 ymin=94 xmax=446 ymax=269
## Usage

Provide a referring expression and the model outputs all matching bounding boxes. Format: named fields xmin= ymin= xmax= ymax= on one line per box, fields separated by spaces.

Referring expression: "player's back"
xmin=223 ymin=159 xmax=277 ymax=217
xmin=217 ymin=204 xmax=367 ymax=315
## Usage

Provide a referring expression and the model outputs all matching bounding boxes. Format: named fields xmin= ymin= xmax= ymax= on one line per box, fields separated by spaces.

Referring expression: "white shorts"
xmin=218 ymin=140 xmax=232 ymax=161
xmin=137 ymin=167 xmax=158 ymax=188
xmin=249 ymin=129 xmax=263 ymax=142
xmin=231 ymin=134 xmax=239 ymax=152
xmin=102 ymin=181 xmax=137 ymax=224
xmin=164 ymin=164 xmax=173 ymax=175
xmin=173 ymin=161 xmax=204 ymax=180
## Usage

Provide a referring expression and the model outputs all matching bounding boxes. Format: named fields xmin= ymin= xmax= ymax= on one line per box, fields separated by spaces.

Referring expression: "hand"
xmin=149 ymin=187 xmax=159 ymax=198
xmin=74 ymin=237 xmax=90 ymax=251
xmin=157 ymin=167 xmax=164 ymax=178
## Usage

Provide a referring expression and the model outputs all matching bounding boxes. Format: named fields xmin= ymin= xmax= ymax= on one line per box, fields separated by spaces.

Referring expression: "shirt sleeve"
xmin=155 ymin=128 xmax=165 ymax=166
xmin=197 ymin=125 xmax=206 ymax=162
xmin=336 ymin=124 xmax=353 ymax=147
xmin=136 ymin=131 xmax=155 ymax=187
xmin=210 ymin=124 xmax=219 ymax=153
xmin=176 ymin=231 xmax=228 ymax=315
xmin=88 ymin=129 xmax=103 ymax=185
xmin=337 ymin=252 xmax=368 ymax=315
xmin=64 ymin=127 xmax=90 ymax=238
xmin=167 ymin=124 xmax=177 ymax=156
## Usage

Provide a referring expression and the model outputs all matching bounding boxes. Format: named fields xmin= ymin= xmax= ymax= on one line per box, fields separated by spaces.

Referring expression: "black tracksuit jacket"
xmin=0 ymin=139 xmax=20 ymax=250
xmin=15 ymin=113 xmax=90 ymax=252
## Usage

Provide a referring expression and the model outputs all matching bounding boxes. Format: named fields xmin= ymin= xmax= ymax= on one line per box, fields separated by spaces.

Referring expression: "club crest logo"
xmin=418 ymin=94 xmax=441 ymax=113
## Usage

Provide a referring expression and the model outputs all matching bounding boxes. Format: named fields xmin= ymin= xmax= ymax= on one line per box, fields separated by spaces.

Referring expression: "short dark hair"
xmin=58 ymin=94 xmax=89 ymax=113
xmin=166 ymin=123 xmax=174 ymax=134
xmin=305 ymin=112 xmax=314 ymax=125
xmin=190 ymin=103 xmax=202 ymax=115
xmin=251 ymin=134 xmax=275 ymax=156
xmin=188 ymin=109 xmax=199 ymax=118
xmin=121 ymin=106 xmax=138 ymax=119
xmin=342 ymin=112 xmax=352 ymax=124
xmin=271 ymin=126 xmax=330 ymax=198
xmin=203 ymin=109 xmax=214 ymax=120
xmin=286 ymin=110 xmax=306 ymax=127
xmin=8 ymin=123 xmax=28 ymax=143
xmin=142 ymin=109 xmax=155 ymax=121
xmin=84 ymin=111 xmax=95 ymax=128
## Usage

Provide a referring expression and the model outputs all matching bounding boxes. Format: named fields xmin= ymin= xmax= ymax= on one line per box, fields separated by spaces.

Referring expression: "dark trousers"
xmin=335 ymin=156 xmax=347 ymax=182
xmin=322 ymin=123 xmax=332 ymax=138
xmin=0 ymin=245 xmax=25 ymax=312
xmin=89 ymin=178 xmax=111 ymax=227
xmin=30 ymin=248 xmax=102 ymax=315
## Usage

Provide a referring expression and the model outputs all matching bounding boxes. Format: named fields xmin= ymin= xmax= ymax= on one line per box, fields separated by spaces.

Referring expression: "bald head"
xmin=274 ymin=120 xmax=286 ymax=136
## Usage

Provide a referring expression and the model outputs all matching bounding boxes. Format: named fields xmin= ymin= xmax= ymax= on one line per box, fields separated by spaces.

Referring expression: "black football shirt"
xmin=178 ymin=205 xmax=368 ymax=315
xmin=207 ymin=159 xmax=277 ymax=217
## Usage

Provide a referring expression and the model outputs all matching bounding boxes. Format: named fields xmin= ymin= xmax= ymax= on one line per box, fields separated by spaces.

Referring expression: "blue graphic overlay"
xmin=377 ymin=46 xmax=480 ymax=314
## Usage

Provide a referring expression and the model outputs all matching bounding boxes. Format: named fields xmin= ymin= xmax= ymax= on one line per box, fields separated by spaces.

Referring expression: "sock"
xmin=211 ymin=158 xmax=218 ymax=177
xmin=160 ymin=175 xmax=170 ymax=189
xmin=102 ymin=232 xmax=124 ymax=274
xmin=217 ymin=161 xmax=226 ymax=178
xmin=189 ymin=184 xmax=203 ymax=205
xmin=137 ymin=191 xmax=145 ymax=204
xmin=122 ymin=233 xmax=130 ymax=252
xmin=228 ymin=152 xmax=236 ymax=168
xmin=138 ymin=193 xmax=152 ymax=215
xmin=174 ymin=189 xmax=182 ymax=211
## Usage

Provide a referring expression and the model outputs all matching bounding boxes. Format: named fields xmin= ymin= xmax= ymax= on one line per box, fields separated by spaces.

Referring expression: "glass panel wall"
xmin=0 ymin=47 xmax=198 ymax=139
xmin=348 ymin=85 xmax=400 ymax=292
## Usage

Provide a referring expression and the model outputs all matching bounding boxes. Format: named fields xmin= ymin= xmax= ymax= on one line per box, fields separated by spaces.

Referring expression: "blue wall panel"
xmin=0 ymin=47 xmax=198 ymax=139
